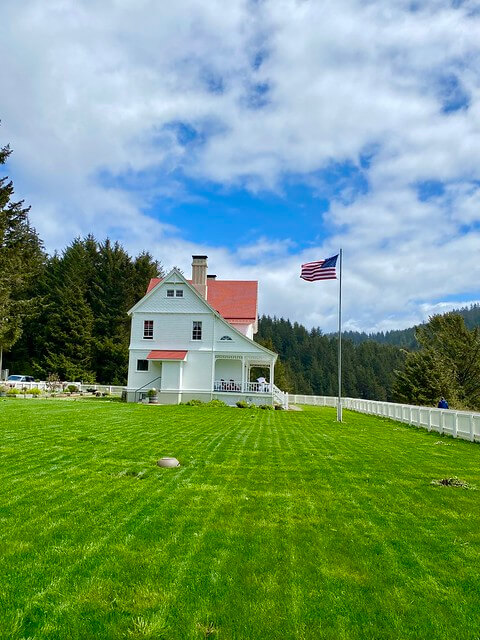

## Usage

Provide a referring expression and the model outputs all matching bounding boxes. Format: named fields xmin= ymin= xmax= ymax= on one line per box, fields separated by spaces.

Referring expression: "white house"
xmin=125 ymin=256 xmax=286 ymax=406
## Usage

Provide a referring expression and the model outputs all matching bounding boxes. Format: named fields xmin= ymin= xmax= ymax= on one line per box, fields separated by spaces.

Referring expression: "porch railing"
xmin=245 ymin=381 xmax=271 ymax=393
xmin=213 ymin=380 xmax=272 ymax=393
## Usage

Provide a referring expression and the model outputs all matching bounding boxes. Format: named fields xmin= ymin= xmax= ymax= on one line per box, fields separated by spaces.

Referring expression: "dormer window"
xmin=175 ymin=289 xmax=184 ymax=297
xmin=166 ymin=289 xmax=183 ymax=298
xmin=220 ymin=335 xmax=233 ymax=341
xmin=166 ymin=289 xmax=174 ymax=297
xmin=143 ymin=320 xmax=154 ymax=339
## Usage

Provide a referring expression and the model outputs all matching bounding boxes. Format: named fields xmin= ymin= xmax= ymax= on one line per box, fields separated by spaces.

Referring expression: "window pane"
xmin=166 ymin=289 xmax=174 ymax=297
xmin=175 ymin=289 xmax=183 ymax=297
xmin=192 ymin=321 xmax=202 ymax=340
xmin=143 ymin=320 xmax=154 ymax=338
xmin=137 ymin=359 xmax=149 ymax=371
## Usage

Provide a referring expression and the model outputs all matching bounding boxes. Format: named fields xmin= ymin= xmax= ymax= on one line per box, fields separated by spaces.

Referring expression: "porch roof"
xmin=147 ymin=350 xmax=188 ymax=361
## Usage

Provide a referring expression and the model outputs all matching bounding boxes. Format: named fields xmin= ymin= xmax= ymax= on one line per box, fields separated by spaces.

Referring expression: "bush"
xmin=236 ymin=401 xmax=256 ymax=409
xmin=30 ymin=388 xmax=42 ymax=396
xmin=259 ymin=404 xmax=274 ymax=410
xmin=205 ymin=399 xmax=228 ymax=407
xmin=146 ymin=389 xmax=157 ymax=398
xmin=6 ymin=388 xmax=19 ymax=396
xmin=67 ymin=385 xmax=78 ymax=394
xmin=46 ymin=373 xmax=61 ymax=393
xmin=185 ymin=399 xmax=204 ymax=406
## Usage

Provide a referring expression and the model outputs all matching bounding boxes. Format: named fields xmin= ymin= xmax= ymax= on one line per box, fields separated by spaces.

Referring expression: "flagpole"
xmin=337 ymin=248 xmax=343 ymax=422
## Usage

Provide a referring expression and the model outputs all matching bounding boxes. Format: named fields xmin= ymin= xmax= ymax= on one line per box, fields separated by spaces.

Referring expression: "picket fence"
xmin=4 ymin=380 xmax=124 ymax=395
xmin=290 ymin=394 xmax=480 ymax=443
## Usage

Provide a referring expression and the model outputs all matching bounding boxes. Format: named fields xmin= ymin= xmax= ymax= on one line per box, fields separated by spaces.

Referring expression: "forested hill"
xmin=255 ymin=316 xmax=405 ymax=400
xmin=340 ymin=304 xmax=480 ymax=349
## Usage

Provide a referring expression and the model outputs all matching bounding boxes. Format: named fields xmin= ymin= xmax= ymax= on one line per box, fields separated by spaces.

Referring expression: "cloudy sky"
xmin=2 ymin=0 xmax=480 ymax=332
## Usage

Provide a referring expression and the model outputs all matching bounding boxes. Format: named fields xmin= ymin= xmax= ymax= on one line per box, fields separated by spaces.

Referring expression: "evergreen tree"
xmin=0 ymin=138 xmax=44 ymax=374
xmin=393 ymin=348 xmax=457 ymax=406
xmin=8 ymin=235 xmax=162 ymax=384
xmin=393 ymin=313 xmax=480 ymax=410
xmin=38 ymin=243 xmax=95 ymax=381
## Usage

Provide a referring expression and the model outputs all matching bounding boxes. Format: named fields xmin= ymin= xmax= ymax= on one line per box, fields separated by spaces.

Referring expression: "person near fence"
xmin=437 ymin=397 xmax=449 ymax=409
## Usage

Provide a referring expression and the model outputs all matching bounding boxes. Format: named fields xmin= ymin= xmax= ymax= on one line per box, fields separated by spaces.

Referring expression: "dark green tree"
xmin=393 ymin=313 xmax=480 ymax=409
xmin=39 ymin=243 xmax=95 ymax=381
xmin=0 ymin=138 xmax=45 ymax=374
xmin=393 ymin=348 xmax=457 ymax=406
xmin=9 ymin=235 xmax=162 ymax=384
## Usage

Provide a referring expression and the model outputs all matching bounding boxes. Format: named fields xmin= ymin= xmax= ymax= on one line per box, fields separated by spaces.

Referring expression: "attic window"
xmin=175 ymin=289 xmax=183 ymax=297
xmin=166 ymin=289 xmax=183 ymax=298
xmin=220 ymin=335 xmax=233 ymax=341
xmin=166 ymin=289 xmax=174 ymax=297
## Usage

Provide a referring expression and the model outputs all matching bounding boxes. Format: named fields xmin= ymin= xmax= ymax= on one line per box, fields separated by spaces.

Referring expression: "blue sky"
xmin=2 ymin=0 xmax=480 ymax=331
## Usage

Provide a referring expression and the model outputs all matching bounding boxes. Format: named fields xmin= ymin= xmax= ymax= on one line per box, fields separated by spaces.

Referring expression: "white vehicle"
xmin=7 ymin=375 xmax=35 ymax=383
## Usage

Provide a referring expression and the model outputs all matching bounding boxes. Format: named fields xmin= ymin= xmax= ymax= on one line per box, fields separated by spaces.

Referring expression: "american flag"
xmin=300 ymin=254 xmax=338 ymax=281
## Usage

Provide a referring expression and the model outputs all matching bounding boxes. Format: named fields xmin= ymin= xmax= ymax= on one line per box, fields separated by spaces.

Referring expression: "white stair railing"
xmin=272 ymin=384 xmax=289 ymax=409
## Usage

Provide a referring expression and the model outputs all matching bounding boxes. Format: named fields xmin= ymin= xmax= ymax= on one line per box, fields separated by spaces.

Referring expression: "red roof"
xmin=146 ymin=278 xmax=257 ymax=323
xmin=147 ymin=350 xmax=188 ymax=360
xmin=205 ymin=279 xmax=257 ymax=321
xmin=147 ymin=278 xmax=162 ymax=293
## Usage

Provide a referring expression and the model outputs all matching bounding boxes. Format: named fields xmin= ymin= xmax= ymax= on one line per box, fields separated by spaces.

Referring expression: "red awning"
xmin=147 ymin=350 xmax=188 ymax=360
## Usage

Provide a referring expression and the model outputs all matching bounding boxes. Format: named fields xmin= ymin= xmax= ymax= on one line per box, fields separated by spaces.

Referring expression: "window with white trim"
xmin=137 ymin=359 xmax=149 ymax=372
xmin=143 ymin=320 xmax=154 ymax=339
xmin=166 ymin=288 xmax=184 ymax=298
xmin=192 ymin=321 xmax=202 ymax=340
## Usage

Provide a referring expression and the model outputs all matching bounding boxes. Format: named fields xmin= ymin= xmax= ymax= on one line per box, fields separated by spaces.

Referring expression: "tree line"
xmin=255 ymin=317 xmax=406 ymax=401
xmin=4 ymin=237 xmax=161 ymax=384
xmin=256 ymin=314 xmax=480 ymax=410
xmin=341 ymin=304 xmax=480 ymax=350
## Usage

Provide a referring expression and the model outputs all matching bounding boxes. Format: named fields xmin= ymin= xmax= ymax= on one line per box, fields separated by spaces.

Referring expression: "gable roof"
xmin=129 ymin=268 xmax=276 ymax=360
xmin=146 ymin=278 xmax=257 ymax=322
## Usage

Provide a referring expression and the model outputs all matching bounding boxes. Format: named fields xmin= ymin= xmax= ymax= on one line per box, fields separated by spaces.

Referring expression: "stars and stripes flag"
xmin=300 ymin=254 xmax=338 ymax=281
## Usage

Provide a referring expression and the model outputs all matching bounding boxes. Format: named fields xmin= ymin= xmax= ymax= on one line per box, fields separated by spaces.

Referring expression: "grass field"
xmin=1 ymin=399 xmax=480 ymax=640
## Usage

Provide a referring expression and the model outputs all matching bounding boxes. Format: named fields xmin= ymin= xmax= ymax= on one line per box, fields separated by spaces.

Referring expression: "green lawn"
xmin=1 ymin=400 xmax=480 ymax=640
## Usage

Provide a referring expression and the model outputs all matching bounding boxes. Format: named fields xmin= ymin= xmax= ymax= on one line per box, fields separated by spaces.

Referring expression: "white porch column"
xmin=241 ymin=356 xmax=245 ymax=392
xmin=270 ymin=361 xmax=274 ymax=387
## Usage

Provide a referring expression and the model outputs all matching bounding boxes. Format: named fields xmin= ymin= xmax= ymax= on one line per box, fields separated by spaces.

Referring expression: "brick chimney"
xmin=191 ymin=255 xmax=208 ymax=298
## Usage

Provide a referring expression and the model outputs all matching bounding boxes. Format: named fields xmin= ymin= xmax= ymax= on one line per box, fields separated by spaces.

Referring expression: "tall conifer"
xmin=0 ymin=138 xmax=44 ymax=374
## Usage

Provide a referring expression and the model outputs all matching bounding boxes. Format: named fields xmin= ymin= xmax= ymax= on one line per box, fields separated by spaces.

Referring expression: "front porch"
xmin=213 ymin=353 xmax=274 ymax=395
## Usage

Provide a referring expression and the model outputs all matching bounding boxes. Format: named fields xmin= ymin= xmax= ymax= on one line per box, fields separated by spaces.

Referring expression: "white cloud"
xmin=1 ymin=0 xmax=480 ymax=331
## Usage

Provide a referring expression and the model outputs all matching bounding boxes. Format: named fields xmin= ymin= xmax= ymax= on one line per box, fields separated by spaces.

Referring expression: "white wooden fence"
xmin=290 ymin=394 xmax=480 ymax=443
xmin=3 ymin=381 xmax=124 ymax=395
